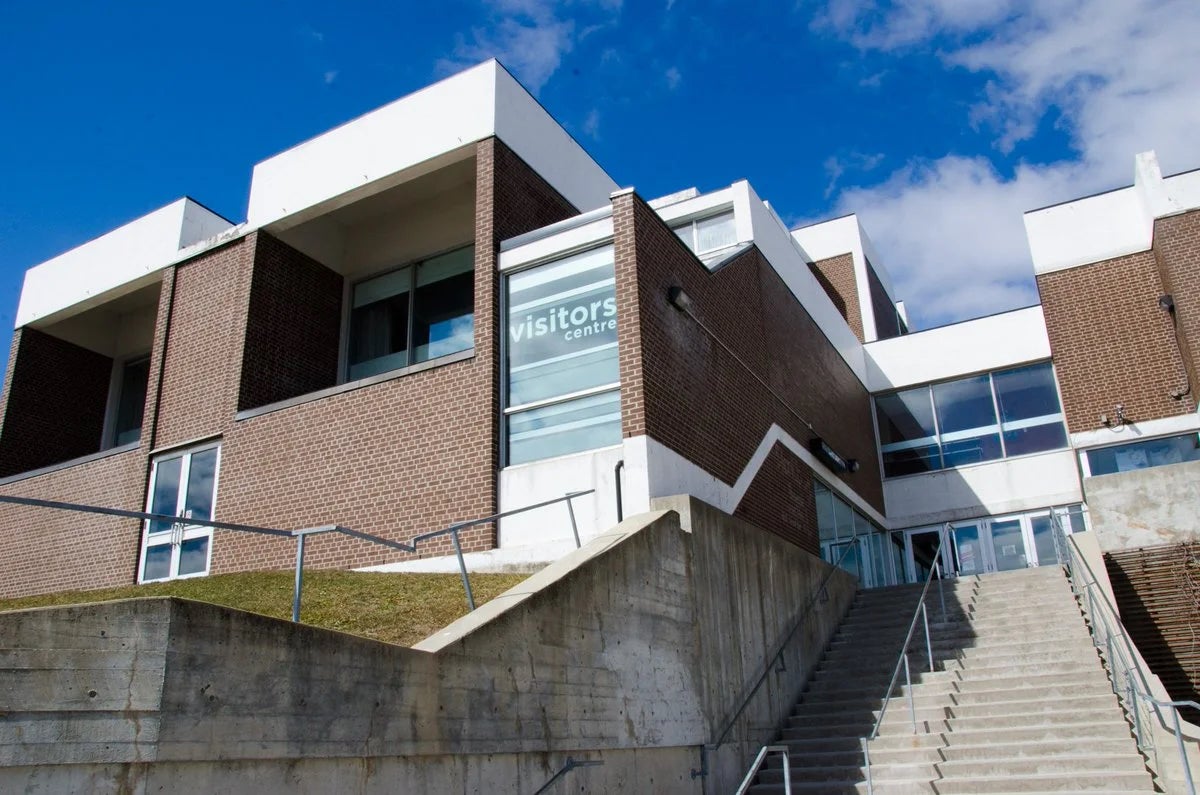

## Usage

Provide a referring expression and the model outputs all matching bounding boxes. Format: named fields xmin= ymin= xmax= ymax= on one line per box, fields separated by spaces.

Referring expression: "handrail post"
xmin=861 ymin=737 xmax=874 ymax=795
xmin=292 ymin=532 xmax=306 ymax=623
xmin=935 ymin=559 xmax=946 ymax=623
xmin=781 ymin=748 xmax=791 ymax=794
xmin=1173 ymin=707 xmax=1197 ymax=795
xmin=922 ymin=601 xmax=934 ymax=672
xmin=904 ymin=653 xmax=916 ymax=734
xmin=565 ymin=493 xmax=581 ymax=549
xmin=1127 ymin=671 xmax=1142 ymax=748
xmin=451 ymin=528 xmax=476 ymax=611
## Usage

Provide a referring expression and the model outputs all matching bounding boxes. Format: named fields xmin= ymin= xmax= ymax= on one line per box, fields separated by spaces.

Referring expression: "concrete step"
xmin=932 ymin=752 xmax=1147 ymax=778
xmin=926 ymin=770 xmax=1155 ymax=793
xmin=939 ymin=737 xmax=1136 ymax=762
xmin=789 ymin=692 xmax=1122 ymax=728
xmin=804 ymin=668 xmax=1113 ymax=707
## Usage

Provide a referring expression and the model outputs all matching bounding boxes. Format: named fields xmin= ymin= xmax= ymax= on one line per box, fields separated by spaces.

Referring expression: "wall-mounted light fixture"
xmin=667 ymin=285 xmax=693 ymax=314
xmin=1159 ymin=294 xmax=1176 ymax=313
xmin=1101 ymin=403 xmax=1128 ymax=428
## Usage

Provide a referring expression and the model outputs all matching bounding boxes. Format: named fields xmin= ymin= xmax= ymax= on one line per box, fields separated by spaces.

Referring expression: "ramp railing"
xmin=1051 ymin=510 xmax=1197 ymax=795
xmin=0 ymin=489 xmax=593 ymax=619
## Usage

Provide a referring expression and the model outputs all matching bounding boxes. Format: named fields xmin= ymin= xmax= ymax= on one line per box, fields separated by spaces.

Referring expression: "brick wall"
xmin=613 ymin=191 xmax=884 ymax=551
xmin=238 ymin=233 xmax=343 ymax=411
xmin=1037 ymin=250 xmax=1194 ymax=433
xmin=0 ymin=448 xmax=145 ymax=597
xmin=0 ymin=136 xmax=580 ymax=596
xmin=809 ymin=253 xmax=863 ymax=341
xmin=1153 ymin=210 xmax=1200 ymax=401
xmin=733 ymin=445 xmax=819 ymax=553
xmin=0 ymin=327 xmax=113 ymax=477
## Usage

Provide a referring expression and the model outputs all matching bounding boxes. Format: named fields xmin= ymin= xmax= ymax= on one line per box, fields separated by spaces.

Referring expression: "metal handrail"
xmin=735 ymin=745 xmax=791 ymax=795
xmin=712 ymin=533 xmax=865 ymax=752
xmin=0 ymin=489 xmax=594 ymax=618
xmin=861 ymin=523 xmax=951 ymax=795
xmin=1053 ymin=510 xmax=1197 ymax=795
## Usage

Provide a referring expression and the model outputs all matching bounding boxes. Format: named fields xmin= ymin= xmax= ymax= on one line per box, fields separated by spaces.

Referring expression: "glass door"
xmin=987 ymin=517 xmax=1029 ymax=572
xmin=140 ymin=444 xmax=220 ymax=583
xmin=1028 ymin=513 xmax=1059 ymax=566
xmin=950 ymin=522 xmax=990 ymax=576
xmin=904 ymin=526 xmax=949 ymax=583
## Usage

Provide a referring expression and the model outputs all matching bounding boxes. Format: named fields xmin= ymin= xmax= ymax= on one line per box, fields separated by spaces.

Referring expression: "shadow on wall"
xmin=0 ymin=496 xmax=856 ymax=795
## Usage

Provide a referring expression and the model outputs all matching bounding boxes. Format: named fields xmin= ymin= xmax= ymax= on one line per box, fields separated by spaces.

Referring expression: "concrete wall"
xmin=0 ymin=498 xmax=857 ymax=794
xmin=1084 ymin=460 xmax=1200 ymax=550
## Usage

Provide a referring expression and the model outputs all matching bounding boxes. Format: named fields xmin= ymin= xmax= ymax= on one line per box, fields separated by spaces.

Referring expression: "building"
xmin=0 ymin=60 xmax=1197 ymax=604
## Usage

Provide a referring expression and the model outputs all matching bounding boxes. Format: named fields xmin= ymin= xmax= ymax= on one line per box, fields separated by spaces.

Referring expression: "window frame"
xmin=101 ymin=353 xmax=151 ymax=450
xmin=874 ymin=360 xmax=1068 ymax=479
xmin=138 ymin=440 xmax=222 ymax=584
xmin=500 ymin=242 xmax=622 ymax=467
xmin=670 ymin=208 xmax=738 ymax=257
xmin=1080 ymin=430 xmax=1200 ymax=478
xmin=340 ymin=243 xmax=476 ymax=384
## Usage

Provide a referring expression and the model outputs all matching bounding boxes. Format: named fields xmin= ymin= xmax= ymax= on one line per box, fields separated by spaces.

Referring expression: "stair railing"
xmin=1052 ymin=510 xmax=1198 ymax=795
xmin=734 ymin=745 xmax=791 ymax=795
xmin=860 ymin=523 xmax=951 ymax=795
xmin=720 ymin=534 xmax=864 ymax=788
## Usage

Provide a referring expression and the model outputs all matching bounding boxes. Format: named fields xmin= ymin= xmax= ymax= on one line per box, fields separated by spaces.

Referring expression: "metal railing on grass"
xmin=1050 ymin=509 xmax=1198 ymax=795
xmin=0 ymin=489 xmax=593 ymax=620
xmin=721 ymin=535 xmax=864 ymax=786
xmin=860 ymin=523 xmax=951 ymax=795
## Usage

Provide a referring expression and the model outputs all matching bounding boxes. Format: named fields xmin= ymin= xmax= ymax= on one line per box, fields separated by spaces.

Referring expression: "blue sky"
xmin=2 ymin=0 xmax=1198 ymax=361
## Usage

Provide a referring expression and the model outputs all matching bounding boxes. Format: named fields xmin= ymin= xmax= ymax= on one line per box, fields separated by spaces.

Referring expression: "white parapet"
xmin=865 ymin=305 xmax=1050 ymax=392
xmin=16 ymin=198 xmax=233 ymax=328
xmin=247 ymin=60 xmax=618 ymax=231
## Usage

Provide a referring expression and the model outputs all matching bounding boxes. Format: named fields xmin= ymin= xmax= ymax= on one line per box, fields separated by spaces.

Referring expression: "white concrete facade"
xmin=17 ymin=198 xmax=233 ymax=328
xmin=864 ymin=306 xmax=1051 ymax=392
xmin=1025 ymin=151 xmax=1200 ymax=276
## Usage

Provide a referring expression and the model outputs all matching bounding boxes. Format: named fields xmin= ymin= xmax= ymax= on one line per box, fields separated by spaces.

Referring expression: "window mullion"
xmin=927 ymin=385 xmax=944 ymax=470
xmin=406 ymin=265 xmax=417 ymax=368
xmin=988 ymin=372 xmax=1008 ymax=458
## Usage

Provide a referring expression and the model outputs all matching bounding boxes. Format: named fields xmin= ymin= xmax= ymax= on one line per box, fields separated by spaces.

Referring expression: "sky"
xmin=2 ymin=0 xmax=1198 ymax=362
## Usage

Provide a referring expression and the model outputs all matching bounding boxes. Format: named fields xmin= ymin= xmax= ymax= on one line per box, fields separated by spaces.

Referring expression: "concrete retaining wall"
xmin=1084 ymin=460 xmax=1200 ymax=551
xmin=0 ymin=497 xmax=856 ymax=794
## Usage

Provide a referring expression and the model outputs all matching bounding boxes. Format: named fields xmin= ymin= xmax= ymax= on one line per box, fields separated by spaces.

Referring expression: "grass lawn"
xmin=0 ymin=570 xmax=529 ymax=647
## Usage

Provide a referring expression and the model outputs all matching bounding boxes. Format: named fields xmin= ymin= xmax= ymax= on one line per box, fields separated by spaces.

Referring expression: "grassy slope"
xmin=0 ymin=571 xmax=528 ymax=647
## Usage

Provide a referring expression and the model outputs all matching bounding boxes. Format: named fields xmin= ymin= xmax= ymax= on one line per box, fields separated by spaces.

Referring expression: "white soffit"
xmin=16 ymin=198 xmax=233 ymax=328
xmin=865 ymin=305 xmax=1050 ymax=392
xmin=247 ymin=60 xmax=618 ymax=230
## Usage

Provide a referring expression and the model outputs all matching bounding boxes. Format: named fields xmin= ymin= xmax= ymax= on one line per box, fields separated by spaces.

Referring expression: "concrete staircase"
xmin=747 ymin=566 xmax=1157 ymax=793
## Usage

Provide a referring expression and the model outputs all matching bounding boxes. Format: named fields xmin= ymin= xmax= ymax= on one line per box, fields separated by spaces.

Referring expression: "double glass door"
xmin=139 ymin=444 xmax=220 ymax=583
xmin=904 ymin=509 xmax=1072 ymax=581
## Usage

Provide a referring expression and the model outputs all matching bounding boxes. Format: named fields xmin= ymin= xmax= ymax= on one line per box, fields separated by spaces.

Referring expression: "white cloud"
xmin=823 ymin=151 xmax=885 ymax=199
xmin=323 ymin=70 xmax=338 ymax=85
xmin=665 ymin=66 xmax=682 ymax=90
xmin=583 ymin=108 xmax=601 ymax=138
xmin=439 ymin=0 xmax=621 ymax=94
xmin=810 ymin=0 xmax=1200 ymax=327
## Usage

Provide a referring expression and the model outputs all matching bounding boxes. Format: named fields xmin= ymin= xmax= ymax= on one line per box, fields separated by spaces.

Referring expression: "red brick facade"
xmin=1153 ymin=210 xmax=1200 ymax=401
xmin=613 ymin=191 xmax=883 ymax=553
xmin=238 ymin=233 xmax=344 ymax=412
xmin=0 ymin=327 xmax=114 ymax=477
xmin=0 ymin=136 xmax=578 ymax=597
xmin=1037 ymin=249 xmax=1195 ymax=434
xmin=810 ymin=253 xmax=863 ymax=342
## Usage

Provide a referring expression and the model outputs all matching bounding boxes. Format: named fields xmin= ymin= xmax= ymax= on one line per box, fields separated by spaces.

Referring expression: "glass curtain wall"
xmin=504 ymin=245 xmax=621 ymax=465
xmin=815 ymin=480 xmax=903 ymax=587
xmin=875 ymin=362 xmax=1067 ymax=478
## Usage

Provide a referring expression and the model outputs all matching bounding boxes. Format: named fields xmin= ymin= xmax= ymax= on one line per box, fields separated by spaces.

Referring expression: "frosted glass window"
xmin=507 ymin=390 xmax=621 ymax=465
xmin=672 ymin=210 xmax=736 ymax=255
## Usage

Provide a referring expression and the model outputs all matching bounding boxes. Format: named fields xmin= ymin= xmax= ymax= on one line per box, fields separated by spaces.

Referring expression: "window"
xmin=672 ymin=210 xmax=736 ymax=256
xmin=504 ymin=245 xmax=621 ymax=465
xmin=110 ymin=356 xmax=150 ymax=447
xmin=815 ymin=480 xmax=903 ymax=587
xmin=347 ymin=246 xmax=474 ymax=381
xmin=1086 ymin=432 xmax=1200 ymax=476
xmin=875 ymin=362 xmax=1067 ymax=478
xmin=140 ymin=443 xmax=220 ymax=583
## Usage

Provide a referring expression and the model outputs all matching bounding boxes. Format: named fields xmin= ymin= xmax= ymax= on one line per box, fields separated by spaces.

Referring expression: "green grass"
xmin=0 ymin=570 xmax=529 ymax=647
